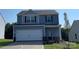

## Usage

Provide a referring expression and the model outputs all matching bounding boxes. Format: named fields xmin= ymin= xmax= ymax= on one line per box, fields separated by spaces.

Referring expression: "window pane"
xmin=46 ymin=16 xmax=52 ymax=23
xmin=75 ymin=34 xmax=77 ymax=39
xmin=26 ymin=16 xmax=30 ymax=23
xmin=47 ymin=16 xmax=51 ymax=22
xmin=31 ymin=16 xmax=35 ymax=22
xmin=31 ymin=16 xmax=36 ymax=23
xmin=24 ymin=16 xmax=26 ymax=23
xmin=39 ymin=15 xmax=45 ymax=24
xmin=53 ymin=15 xmax=58 ymax=25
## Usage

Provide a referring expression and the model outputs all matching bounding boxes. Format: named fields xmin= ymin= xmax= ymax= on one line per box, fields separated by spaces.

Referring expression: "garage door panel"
xmin=16 ymin=29 xmax=42 ymax=41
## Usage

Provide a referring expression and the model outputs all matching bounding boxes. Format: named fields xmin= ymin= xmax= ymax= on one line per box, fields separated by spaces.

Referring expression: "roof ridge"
xmin=0 ymin=12 xmax=5 ymax=23
xmin=18 ymin=9 xmax=58 ymax=15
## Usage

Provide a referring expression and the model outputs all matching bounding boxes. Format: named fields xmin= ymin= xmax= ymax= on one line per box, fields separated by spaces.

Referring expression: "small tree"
xmin=5 ymin=23 xmax=16 ymax=39
xmin=61 ymin=28 xmax=70 ymax=41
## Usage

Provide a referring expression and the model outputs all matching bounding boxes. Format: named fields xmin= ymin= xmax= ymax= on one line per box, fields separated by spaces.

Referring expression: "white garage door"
xmin=16 ymin=29 xmax=43 ymax=41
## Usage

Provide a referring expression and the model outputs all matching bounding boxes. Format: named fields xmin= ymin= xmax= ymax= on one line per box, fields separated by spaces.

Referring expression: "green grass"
xmin=44 ymin=43 xmax=65 ymax=49
xmin=68 ymin=43 xmax=79 ymax=49
xmin=44 ymin=42 xmax=79 ymax=49
xmin=0 ymin=39 xmax=13 ymax=48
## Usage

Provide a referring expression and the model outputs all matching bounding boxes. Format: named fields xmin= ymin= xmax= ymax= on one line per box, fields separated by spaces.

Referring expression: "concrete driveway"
xmin=1 ymin=41 xmax=44 ymax=49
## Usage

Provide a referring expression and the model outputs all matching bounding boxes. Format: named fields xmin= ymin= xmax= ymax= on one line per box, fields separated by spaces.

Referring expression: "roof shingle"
xmin=18 ymin=9 xmax=58 ymax=15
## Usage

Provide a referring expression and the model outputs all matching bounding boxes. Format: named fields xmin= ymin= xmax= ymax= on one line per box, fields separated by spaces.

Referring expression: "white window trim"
xmin=23 ymin=15 xmax=31 ymax=24
xmin=30 ymin=15 xmax=38 ymax=23
xmin=23 ymin=15 xmax=39 ymax=24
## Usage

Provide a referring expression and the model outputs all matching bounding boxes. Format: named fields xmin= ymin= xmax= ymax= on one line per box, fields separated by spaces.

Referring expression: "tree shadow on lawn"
xmin=0 ymin=41 xmax=13 ymax=48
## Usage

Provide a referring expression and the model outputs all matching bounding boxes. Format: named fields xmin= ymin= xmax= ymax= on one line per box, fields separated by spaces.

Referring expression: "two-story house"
xmin=13 ymin=10 xmax=61 ymax=43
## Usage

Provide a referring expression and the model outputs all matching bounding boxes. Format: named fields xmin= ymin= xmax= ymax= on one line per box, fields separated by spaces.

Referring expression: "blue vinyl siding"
xmin=39 ymin=15 xmax=59 ymax=25
xmin=17 ymin=15 xmax=59 ymax=25
xmin=52 ymin=15 xmax=59 ymax=25
xmin=45 ymin=28 xmax=59 ymax=37
xmin=39 ymin=15 xmax=45 ymax=24
xmin=38 ymin=15 xmax=59 ymax=25
xmin=17 ymin=15 xmax=22 ymax=24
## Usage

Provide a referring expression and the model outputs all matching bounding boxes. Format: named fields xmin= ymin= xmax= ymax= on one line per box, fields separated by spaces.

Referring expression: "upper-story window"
xmin=31 ymin=16 xmax=36 ymax=23
xmin=24 ymin=16 xmax=27 ymax=23
xmin=24 ymin=15 xmax=36 ymax=23
xmin=24 ymin=16 xmax=30 ymax=23
xmin=45 ymin=15 xmax=52 ymax=23
xmin=52 ymin=15 xmax=58 ymax=25
xmin=47 ymin=16 xmax=52 ymax=22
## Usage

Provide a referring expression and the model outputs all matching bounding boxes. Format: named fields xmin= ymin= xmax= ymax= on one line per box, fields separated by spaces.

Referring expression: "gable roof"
xmin=18 ymin=9 xmax=58 ymax=15
xmin=0 ymin=13 xmax=5 ymax=24
xmin=70 ymin=20 xmax=79 ymax=32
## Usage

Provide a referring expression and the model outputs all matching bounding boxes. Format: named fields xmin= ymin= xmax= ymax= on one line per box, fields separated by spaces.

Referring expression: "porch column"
xmin=59 ymin=26 xmax=62 ymax=40
xmin=13 ymin=25 xmax=14 ymax=39
xmin=44 ymin=25 xmax=46 ymax=37
xmin=13 ymin=25 xmax=16 ymax=42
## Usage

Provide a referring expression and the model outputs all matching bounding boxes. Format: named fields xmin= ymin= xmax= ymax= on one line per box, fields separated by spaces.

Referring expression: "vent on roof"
xmin=28 ymin=9 xmax=32 ymax=12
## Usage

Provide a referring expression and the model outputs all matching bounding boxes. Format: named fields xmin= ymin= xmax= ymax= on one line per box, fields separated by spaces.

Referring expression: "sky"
xmin=0 ymin=9 xmax=79 ymax=27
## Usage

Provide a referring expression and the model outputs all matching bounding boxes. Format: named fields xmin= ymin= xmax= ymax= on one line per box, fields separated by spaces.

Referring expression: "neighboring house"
xmin=69 ymin=20 xmax=79 ymax=42
xmin=13 ymin=10 xmax=61 ymax=42
xmin=0 ymin=13 xmax=5 ymax=39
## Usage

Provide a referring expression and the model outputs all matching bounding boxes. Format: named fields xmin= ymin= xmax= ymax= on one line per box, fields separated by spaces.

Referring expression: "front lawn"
xmin=44 ymin=42 xmax=79 ymax=49
xmin=0 ymin=39 xmax=13 ymax=48
xmin=44 ymin=43 xmax=65 ymax=49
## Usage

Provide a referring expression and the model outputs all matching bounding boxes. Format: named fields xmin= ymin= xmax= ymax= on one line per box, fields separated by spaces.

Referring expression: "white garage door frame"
xmin=15 ymin=29 xmax=43 ymax=41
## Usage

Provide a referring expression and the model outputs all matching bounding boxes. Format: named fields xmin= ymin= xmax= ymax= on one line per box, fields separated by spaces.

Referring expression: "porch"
xmin=43 ymin=25 xmax=61 ymax=44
